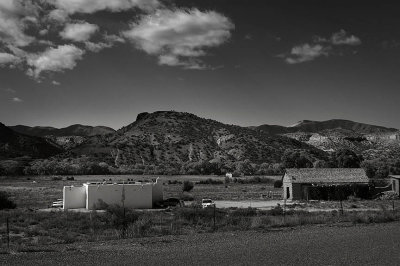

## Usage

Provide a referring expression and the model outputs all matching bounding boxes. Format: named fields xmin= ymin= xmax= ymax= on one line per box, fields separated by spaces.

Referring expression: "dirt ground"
xmin=1 ymin=222 xmax=399 ymax=265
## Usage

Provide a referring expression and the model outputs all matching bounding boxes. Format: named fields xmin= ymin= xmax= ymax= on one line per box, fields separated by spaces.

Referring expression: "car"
xmin=201 ymin=199 xmax=215 ymax=208
xmin=163 ymin=197 xmax=184 ymax=207
xmin=51 ymin=201 xmax=63 ymax=208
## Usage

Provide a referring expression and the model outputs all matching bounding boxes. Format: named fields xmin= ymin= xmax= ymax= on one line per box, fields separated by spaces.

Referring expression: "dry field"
xmin=0 ymin=174 xmax=399 ymax=254
xmin=0 ymin=175 xmax=282 ymax=209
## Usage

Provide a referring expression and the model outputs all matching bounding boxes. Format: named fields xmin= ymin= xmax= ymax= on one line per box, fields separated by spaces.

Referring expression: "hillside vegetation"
xmin=1 ymin=112 xmax=399 ymax=176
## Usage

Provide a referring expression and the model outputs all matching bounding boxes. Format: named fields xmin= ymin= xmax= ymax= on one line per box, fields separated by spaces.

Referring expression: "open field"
xmin=0 ymin=175 xmax=282 ymax=209
xmin=1 ymin=222 xmax=399 ymax=265
xmin=0 ymin=174 xmax=399 ymax=255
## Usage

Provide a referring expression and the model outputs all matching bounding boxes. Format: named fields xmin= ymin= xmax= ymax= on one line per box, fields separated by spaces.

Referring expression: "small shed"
xmin=390 ymin=175 xmax=400 ymax=195
xmin=283 ymin=168 xmax=370 ymax=200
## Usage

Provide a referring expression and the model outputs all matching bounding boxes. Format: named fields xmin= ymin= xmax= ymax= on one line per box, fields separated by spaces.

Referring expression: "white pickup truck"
xmin=201 ymin=199 xmax=215 ymax=208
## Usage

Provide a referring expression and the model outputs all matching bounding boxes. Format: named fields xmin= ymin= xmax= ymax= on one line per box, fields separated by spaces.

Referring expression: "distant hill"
xmin=64 ymin=111 xmax=327 ymax=167
xmin=254 ymin=120 xmax=400 ymax=160
xmin=10 ymin=124 xmax=115 ymax=137
xmin=0 ymin=123 xmax=62 ymax=159
xmin=256 ymin=119 xmax=398 ymax=135
xmin=2 ymin=113 xmax=400 ymax=175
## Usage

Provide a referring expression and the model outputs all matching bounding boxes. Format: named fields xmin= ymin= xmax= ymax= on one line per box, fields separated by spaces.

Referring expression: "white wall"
xmin=63 ymin=186 xmax=86 ymax=209
xmin=282 ymin=173 xmax=292 ymax=200
xmin=152 ymin=180 xmax=163 ymax=204
xmin=85 ymin=183 xmax=154 ymax=210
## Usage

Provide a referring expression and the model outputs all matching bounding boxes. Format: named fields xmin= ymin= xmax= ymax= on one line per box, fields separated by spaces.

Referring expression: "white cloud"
xmin=122 ymin=8 xmax=234 ymax=69
xmin=85 ymin=34 xmax=126 ymax=52
xmin=0 ymin=52 xmax=20 ymax=65
xmin=51 ymin=0 xmax=159 ymax=14
xmin=285 ymin=44 xmax=329 ymax=64
xmin=0 ymin=0 xmax=37 ymax=47
xmin=12 ymin=97 xmax=23 ymax=102
xmin=47 ymin=9 xmax=69 ymax=22
xmin=84 ymin=41 xmax=111 ymax=52
xmin=52 ymin=80 xmax=61 ymax=85
xmin=60 ymin=22 xmax=99 ymax=42
xmin=283 ymin=30 xmax=361 ymax=64
xmin=27 ymin=45 xmax=85 ymax=78
xmin=104 ymin=34 xmax=126 ymax=44
xmin=331 ymin=29 xmax=361 ymax=46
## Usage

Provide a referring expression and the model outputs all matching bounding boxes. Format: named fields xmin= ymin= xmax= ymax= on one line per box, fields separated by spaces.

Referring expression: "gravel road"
xmin=1 ymin=222 xmax=399 ymax=265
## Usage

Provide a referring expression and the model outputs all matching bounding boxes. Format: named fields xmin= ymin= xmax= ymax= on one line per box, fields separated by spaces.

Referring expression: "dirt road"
xmin=1 ymin=222 xmax=399 ymax=265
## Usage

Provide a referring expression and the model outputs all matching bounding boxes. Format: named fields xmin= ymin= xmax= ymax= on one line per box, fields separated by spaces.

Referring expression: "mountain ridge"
xmin=10 ymin=124 xmax=116 ymax=137
xmin=256 ymin=119 xmax=398 ymax=135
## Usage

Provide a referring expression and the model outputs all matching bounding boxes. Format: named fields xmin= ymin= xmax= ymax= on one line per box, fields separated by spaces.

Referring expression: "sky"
xmin=0 ymin=0 xmax=400 ymax=130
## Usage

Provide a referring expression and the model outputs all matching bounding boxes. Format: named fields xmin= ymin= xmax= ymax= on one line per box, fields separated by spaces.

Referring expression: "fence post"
xmin=6 ymin=217 xmax=10 ymax=250
xmin=283 ymin=199 xmax=286 ymax=225
xmin=213 ymin=204 xmax=216 ymax=230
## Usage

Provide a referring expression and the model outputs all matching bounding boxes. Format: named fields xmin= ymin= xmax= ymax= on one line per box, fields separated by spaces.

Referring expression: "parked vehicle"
xmin=201 ymin=199 xmax=215 ymax=208
xmin=51 ymin=201 xmax=63 ymax=208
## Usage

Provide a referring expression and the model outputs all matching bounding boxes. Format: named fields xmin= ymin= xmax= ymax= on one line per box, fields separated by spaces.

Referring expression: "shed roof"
xmin=285 ymin=168 xmax=369 ymax=184
xmin=389 ymin=175 xmax=400 ymax=180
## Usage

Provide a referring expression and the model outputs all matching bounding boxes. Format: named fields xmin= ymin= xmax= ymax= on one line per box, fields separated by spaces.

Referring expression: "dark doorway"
xmin=286 ymin=187 xmax=290 ymax=199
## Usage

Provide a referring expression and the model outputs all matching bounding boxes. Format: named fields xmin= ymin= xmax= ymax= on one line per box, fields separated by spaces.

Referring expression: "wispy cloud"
xmin=281 ymin=29 xmax=361 ymax=64
xmin=330 ymin=30 xmax=361 ymax=46
xmin=11 ymin=97 xmax=23 ymax=102
xmin=27 ymin=45 xmax=85 ymax=79
xmin=52 ymin=80 xmax=61 ymax=86
xmin=0 ymin=52 xmax=20 ymax=66
xmin=122 ymin=8 xmax=234 ymax=69
xmin=60 ymin=22 xmax=99 ymax=42
xmin=285 ymin=44 xmax=330 ymax=64
xmin=50 ymin=0 xmax=159 ymax=15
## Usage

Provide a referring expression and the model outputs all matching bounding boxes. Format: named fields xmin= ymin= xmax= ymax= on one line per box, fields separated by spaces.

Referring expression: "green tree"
xmin=333 ymin=149 xmax=361 ymax=168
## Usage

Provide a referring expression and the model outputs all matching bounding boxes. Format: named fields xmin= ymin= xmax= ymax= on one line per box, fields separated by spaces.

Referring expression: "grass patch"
xmin=1 ymin=206 xmax=399 ymax=250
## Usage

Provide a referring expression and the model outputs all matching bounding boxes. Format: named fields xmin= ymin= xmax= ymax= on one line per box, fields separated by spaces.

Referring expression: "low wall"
xmin=86 ymin=183 xmax=154 ymax=210
xmin=152 ymin=180 xmax=163 ymax=204
xmin=63 ymin=186 xmax=86 ymax=209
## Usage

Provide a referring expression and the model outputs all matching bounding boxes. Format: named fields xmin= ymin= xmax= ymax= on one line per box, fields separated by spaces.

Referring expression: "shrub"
xmin=0 ymin=191 xmax=16 ymax=210
xmin=224 ymin=176 xmax=230 ymax=184
xmin=182 ymin=180 xmax=194 ymax=192
xmin=51 ymin=176 xmax=62 ymax=181
xmin=274 ymin=180 xmax=283 ymax=188
xmin=198 ymin=178 xmax=223 ymax=185
xmin=181 ymin=194 xmax=194 ymax=201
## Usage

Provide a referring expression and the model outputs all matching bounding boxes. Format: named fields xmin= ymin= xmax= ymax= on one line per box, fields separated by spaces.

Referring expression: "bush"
xmin=0 ymin=191 xmax=17 ymax=210
xmin=181 ymin=193 xmax=194 ymax=201
xmin=182 ymin=180 xmax=194 ymax=192
xmin=198 ymin=178 xmax=224 ymax=185
xmin=274 ymin=180 xmax=283 ymax=188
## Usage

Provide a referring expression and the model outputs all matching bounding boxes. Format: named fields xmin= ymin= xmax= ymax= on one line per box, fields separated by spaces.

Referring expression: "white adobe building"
xmin=63 ymin=178 xmax=163 ymax=210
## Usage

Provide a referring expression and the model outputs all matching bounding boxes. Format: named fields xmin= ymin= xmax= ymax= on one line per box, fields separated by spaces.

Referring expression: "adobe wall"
xmin=86 ymin=183 xmax=153 ymax=210
xmin=63 ymin=186 xmax=86 ymax=209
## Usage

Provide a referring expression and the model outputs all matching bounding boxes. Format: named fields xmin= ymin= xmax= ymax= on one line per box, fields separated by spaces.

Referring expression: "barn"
xmin=283 ymin=168 xmax=370 ymax=200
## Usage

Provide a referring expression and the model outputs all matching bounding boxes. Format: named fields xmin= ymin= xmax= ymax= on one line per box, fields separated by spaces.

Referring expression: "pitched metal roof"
xmin=285 ymin=168 xmax=369 ymax=183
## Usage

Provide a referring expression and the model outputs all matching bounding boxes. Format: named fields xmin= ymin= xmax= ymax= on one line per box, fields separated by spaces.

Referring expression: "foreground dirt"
xmin=1 ymin=222 xmax=399 ymax=265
